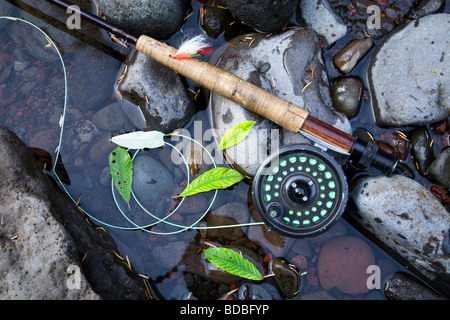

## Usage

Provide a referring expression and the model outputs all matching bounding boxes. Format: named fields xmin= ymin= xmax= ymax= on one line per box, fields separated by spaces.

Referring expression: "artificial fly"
xmin=171 ymin=35 xmax=214 ymax=60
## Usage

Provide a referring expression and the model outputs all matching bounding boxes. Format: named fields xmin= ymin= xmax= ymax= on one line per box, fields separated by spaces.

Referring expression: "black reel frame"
xmin=252 ymin=144 xmax=348 ymax=238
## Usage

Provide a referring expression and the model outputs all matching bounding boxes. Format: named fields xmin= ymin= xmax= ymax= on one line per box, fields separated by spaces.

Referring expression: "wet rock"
xmin=333 ymin=37 xmax=374 ymax=74
xmin=369 ymin=14 xmax=450 ymax=127
xmin=132 ymin=155 xmax=174 ymax=207
xmin=205 ymin=202 xmax=250 ymax=241
xmin=29 ymin=128 xmax=60 ymax=155
xmin=0 ymin=127 xmax=148 ymax=299
xmin=74 ymin=119 xmax=100 ymax=143
xmin=384 ymin=272 xmax=446 ymax=300
xmin=330 ymin=77 xmax=363 ymax=119
xmin=351 ymin=0 xmax=379 ymax=16
xmin=92 ymin=102 xmax=126 ymax=132
xmin=151 ymin=240 xmax=190 ymax=269
xmin=410 ymin=126 xmax=435 ymax=176
xmin=222 ymin=0 xmax=298 ymax=32
xmin=410 ymin=0 xmax=443 ymax=19
xmin=297 ymin=0 xmax=347 ymax=46
xmin=116 ymin=50 xmax=195 ymax=133
xmin=429 ymin=148 xmax=450 ymax=188
xmin=270 ymin=257 xmax=302 ymax=298
xmin=317 ymin=236 xmax=375 ymax=294
xmin=386 ymin=131 xmax=410 ymax=162
xmin=7 ymin=0 xmax=99 ymax=62
xmin=248 ymin=204 xmax=295 ymax=257
xmin=365 ymin=14 xmax=396 ymax=40
xmin=96 ymin=0 xmax=187 ymax=40
xmin=431 ymin=118 xmax=449 ymax=135
xmin=171 ymin=186 xmax=210 ymax=214
xmin=0 ymin=2 xmax=15 ymax=29
xmin=211 ymin=29 xmax=352 ymax=177
xmin=88 ymin=135 xmax=116 ymax=166
xmin=308 ymin=220 xmax=348 ymax=243
xmin=237 ymin=282 xmax=281 ymax=300
xmin=349 ymin=175 xmax=450 ymax=297
xmin=70 ymin=45 xmax=121 ymax=111
xmin=202 ymin=0 xmax=240 ymax=39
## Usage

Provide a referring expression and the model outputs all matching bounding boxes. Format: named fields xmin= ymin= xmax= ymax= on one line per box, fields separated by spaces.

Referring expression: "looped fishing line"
xmin=1 ymin=16 xmax=264 ymax=234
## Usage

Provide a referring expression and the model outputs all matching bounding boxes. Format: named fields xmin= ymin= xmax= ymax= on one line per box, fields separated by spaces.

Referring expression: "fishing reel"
xmin=251 ymin=128 xmax=400 ymax=238
xmin=252 ymin=144 xmax=348 ymax=238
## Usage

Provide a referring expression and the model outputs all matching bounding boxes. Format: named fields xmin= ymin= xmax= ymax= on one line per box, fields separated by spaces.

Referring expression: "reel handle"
xmin=136 ymin=35 xmax=309 ymax=133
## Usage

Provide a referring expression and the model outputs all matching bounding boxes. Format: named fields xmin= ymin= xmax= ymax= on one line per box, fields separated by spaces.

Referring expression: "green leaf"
xmin=109 ymin=146 xmax=133 ymax=209
xmin=179 ymin=167 xmax=244 ymax=197
xmin=203 ymin=247 xmax=263 ymax=281
xmin=218 ymin=121 xmax=255 ymax=150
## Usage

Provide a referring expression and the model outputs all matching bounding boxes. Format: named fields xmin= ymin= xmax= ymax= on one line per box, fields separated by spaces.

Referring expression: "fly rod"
xmin=45 ymin=0 xmax=398 ymax=176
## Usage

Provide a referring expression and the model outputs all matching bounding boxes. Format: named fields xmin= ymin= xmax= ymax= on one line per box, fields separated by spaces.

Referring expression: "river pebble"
xmin=132 ymin=154 xmax=175 ymax=207
xmin=410 ymin=126 xmax=435 ymax=176
xmin=429 ymin=148 xmax=450 ymax=188
xmin=317 ymin=236 xmax=375 ymax=295
xmin=330 ymin=77 xmax=363 ymax=119
xmin=270 ymin=257 xmax=302 ymax=299
xmin=92 ymin=102 xmax=126 ymax=131
xmin=333 ymin=37 xmax=374 ymax=74
xmin=205 ymin=202 xmax=250 ymax=241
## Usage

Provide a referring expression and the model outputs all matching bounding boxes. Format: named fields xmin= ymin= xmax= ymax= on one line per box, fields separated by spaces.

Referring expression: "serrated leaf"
xmin=218 ymin=121 xmax=255 ymax=150
xmin=109 ymin=146 xmax=133 ymax=209
xmin=179 ymin=167 xmax=244 ymax=197
xmin=111 ymin=130 xmax=165 ymax=149
xmin=203 ymin=247 xmax=263 ymax=281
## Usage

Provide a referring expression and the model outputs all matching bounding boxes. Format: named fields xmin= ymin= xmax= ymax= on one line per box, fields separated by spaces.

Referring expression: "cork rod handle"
xmin=136 ymin=35 xmax=309 ymax=133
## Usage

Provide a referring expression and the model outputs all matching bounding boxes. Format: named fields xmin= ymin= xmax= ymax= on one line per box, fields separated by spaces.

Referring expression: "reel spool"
xmin=252 ymin=144 xmax=348 ymax=238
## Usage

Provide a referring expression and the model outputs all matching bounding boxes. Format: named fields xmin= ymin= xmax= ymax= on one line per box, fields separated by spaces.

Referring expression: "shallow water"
xmin=0 ymin=0 xmax=448 ymax=300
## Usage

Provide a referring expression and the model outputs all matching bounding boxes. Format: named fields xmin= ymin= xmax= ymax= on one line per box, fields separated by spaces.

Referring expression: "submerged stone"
xmin=317 ymin=236 xmax=375 ymax=295
xmin=384 ymin=272 xmax=446 ymax=300
xmin=349 ymin=175 xmax=450 ymax=297
xmin=270 ymin=257 xmax=301 ymax=299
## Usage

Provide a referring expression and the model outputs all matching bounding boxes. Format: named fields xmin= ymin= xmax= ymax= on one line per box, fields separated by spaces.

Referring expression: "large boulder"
xmin=348 ymin=175 xmax=450 ymax=297
xmin=369 ymin=14 xmax=450 ymax=127
xmin=0 ymin=127 xmax=149 ymax=299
